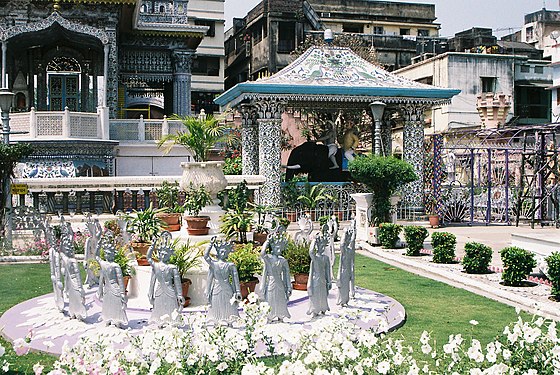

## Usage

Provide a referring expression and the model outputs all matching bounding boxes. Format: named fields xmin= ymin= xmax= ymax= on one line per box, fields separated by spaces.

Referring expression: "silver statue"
xmin=204 ymin=237 xmax=241 ymax=325
xmin=147 ymin=231 xmax=183 ymax=326
xmin=96 ymin=231 xmax=128 ymax=328
xmin=307 ymin=225 xmax=332 ymax=317
xmin=295 ymin=214 xmax=313 ymax=244
xmin=45 ymin=217 xmax=64 ymax=312
xmin=117 ymin=213 xmax=131 ymax=244
xmin=326 ymin=216 xmax=338 ymax=278
xmin=260 ymin=226 xmax=292 ymax=321
xmin=84 ymin=215 xmax=102 ymax=286
xmin=337 ymin=220 xmax=356 ymax=306
xmin=59 ymin=218 xmax=87 ymax=320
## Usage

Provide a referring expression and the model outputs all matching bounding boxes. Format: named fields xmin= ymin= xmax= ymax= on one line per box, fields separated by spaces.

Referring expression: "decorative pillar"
xmin=102 ymin=44 xmax=109 ymax=107
xmin=1 ymin=41 xmax=7 ymax=88
xmin=239 ymin=104 xmax=259 ymax=175
xmin=254 ymin=99 xmax=284 ymax=207
xmin=382 ymin=111 xmax=393 ymax=157
xmin=105 ymin=29 xmax=119 ymax=118
xmin=172 ymin=50 xmax=194 ymax=116
xmin=369 ymin=102 xmax=386 ymax=155
xmin=400 ymin=103 xmax=431 ymax=211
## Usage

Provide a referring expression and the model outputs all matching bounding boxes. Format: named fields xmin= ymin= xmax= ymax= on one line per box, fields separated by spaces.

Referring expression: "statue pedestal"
xmin=351 ymin=193 xmax=373 ymax=242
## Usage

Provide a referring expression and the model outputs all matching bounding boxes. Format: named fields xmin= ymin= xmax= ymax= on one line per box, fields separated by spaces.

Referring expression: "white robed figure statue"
xmin=45 ymin=217 xmax=64 ymax=312
xmin=84 ymin=215 xmax=102 ymax=286
xmin=204 ymin=237 xmax=241 ymax=325
xmin=96 ymin=231 xmax=128 ymax=328
xmin=147 ymin=231 xmax=184 ymax=326
xmin=260 ymin=226 xmax=292 ymax=321
xmin=307 ymin=225 xmax=332 ymax=317
xmin=337 ymin=220 xmax=356 ymax=306
xmin=59 ymin=219 xmax=87 ymax=320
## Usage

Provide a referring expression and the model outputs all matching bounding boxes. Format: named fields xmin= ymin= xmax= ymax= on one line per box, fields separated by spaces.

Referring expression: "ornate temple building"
xmin=2 ymin=0 xmax=224 ymax=177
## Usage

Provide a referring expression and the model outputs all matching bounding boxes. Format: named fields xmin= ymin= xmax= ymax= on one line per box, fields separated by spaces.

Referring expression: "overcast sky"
xmin=224 ymin=0 xmax=560 ymax=38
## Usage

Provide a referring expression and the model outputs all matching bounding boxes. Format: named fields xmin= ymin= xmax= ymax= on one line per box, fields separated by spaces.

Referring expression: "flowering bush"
xmin=223 ymin=154 xmax=242 ymax=175
xmin=462 ymin=242 xmax=493 ymax=274
xmin=378 ymin=223 xmax=402 ymax=248
xmin=431 ymin=231 xmax=457 ymax=264
xmin=500 ymin=246 xmax=536 ymax=286
xmin=72 ymin=231 xmax=88 ymax=254
xmin=13 ymin=239 xmax=50 ymax=258
xmin=403 ymin=225 xmax=428 ymax=256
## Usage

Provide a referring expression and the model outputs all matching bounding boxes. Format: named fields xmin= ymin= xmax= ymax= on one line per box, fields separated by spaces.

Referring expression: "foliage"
xmin=462 ymin=242 xmax=493 ymax=274
xmin=157 ymin=114 xmax=231 ymax=162
xmin=377 ymin=223 xmax=402 ymax=248
xmin=220 ymin=210 xmax=253 ymax=243
xmin=546 ymin=252 xmax=560 ymax=298
xmin=112 ymin=246 xmax=136 ymax=277
xmin=281 ymin=180 xmax=299 ymax=208
xmin=125 ymin=205 xmax=164 ymax=243
xmin=223 ymin=154 xmax=242 ymax=175
xmin=250 ymin=203 xmax=273 ymax=234
xmin=284 ymin=238 xmax=311 ymax=275
xmin=431 ymin=231 xmax=457 ymax=264
xmin=403 ymin=225 xmax=428 ymax=256
xmin=349 ymin=155 xmax=417 ymax=223
xmin=72 ymin=231 xmax=88 ymax=255
xmin=155 ymin=180 xmax=184 ymax=213
xmin=103 ymin=219 xmax=122 ymax=237
xmin=183 ymin=182 xmax=212 ymax=217
xmin=224 ymin=180 xmax=250 ymax=213
xmin=297 ymin=183 xmax=331 ymax=210
xmin=12 ymin=239 xmax=50 ymax=258
xmin=500 ymin=246 xmax=536 ymax=286
xmin=169 ymin=240 xmax=204 ymax=280
xmin=228 ymin=243 xmax=262 ymax=282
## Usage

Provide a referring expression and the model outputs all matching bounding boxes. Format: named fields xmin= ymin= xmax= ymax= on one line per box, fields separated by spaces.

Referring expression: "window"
xmin=534 ymin=66 xmax=544 ymax=74
xmin=520 ymin=65 xmax=530 ymax=73
xmin=373 ymin=26 xmax=384 ymax=35
xmin=526 ymin=26 xmax=534 ymax=41
xmin=557 ymin=88 xmax=560 ymax=106
xmin=159 ymin=5 xmax=165 ymax=13
xmin=195 ymin=19 xmax=216 ymax=37
xmin=191 ymin=56 xmax=220 ymax=76
xmin=417 ymin=29 xmax=429 ymax=37
xmin=278 ymin=22 xmax=295 ymax=53
xmin=481 ymin=77 xmax=496 ymax=93
xmin=400 ymin=28 xmax=410 ymax=36
xmin=343 ymin=24 xmax=364 ymax=33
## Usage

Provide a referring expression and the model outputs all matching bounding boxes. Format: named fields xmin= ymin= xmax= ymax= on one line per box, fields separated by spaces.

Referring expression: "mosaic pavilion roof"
xmin=215 ymin=46 xmax=460 ymax=108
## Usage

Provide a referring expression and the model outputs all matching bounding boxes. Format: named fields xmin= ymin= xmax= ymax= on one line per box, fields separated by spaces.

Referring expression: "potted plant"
xmin=425 ymin=195 xmax=440 ymax=228
xmin=282 ymin=180 xmax=300 ymax=222
xmin=348 ymin=155 xmax=417 ymax=224
xmin=284 ymin=238 xmax=311 ymax=290
xmin=183 ymin=182 xmax=213 ymax=235
xmin=250 ymin=203 xmax=273 ymax=245
xmin=228 ymin=242 xmax=262 ymax=299
xmin=125 ymin=205 xmax=164 ymax=256
xmin=113 ymin=245 xmax=136 ymax=292
xmin=155 ymin=180 xmax=184 ymax=232
xmin=297 ymin=183 xmax=331 ymax=221
xmin=221 ymin=180 xmax=252 ymax=243
xmin=169 ymin=239 xmax=204 ymax=307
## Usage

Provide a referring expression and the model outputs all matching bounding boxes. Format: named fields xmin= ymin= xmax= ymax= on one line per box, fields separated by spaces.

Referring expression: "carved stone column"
xmin=106 ymin=29 xmax=119 ymax=118
xmin=172 ymin=50 xmax=194 ymax=116
xmin=400 ymin=103 xmax=431 ymax=210
xmin=254 ymin=99 xmax=285 ymax=207
xmin=239 ymin=104 xmax=259 ymax=175
xmin=382 ymin=111 xmax=393 ymax=157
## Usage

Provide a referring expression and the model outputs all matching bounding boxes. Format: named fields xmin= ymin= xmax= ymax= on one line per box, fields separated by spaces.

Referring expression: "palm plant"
xmin=157 ymin=114 xmax=231 ymax=162
xmin=297 ymin=183 xmax=331 ymax=211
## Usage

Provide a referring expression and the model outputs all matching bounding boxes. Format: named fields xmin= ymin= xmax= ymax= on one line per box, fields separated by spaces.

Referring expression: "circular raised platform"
xmin=0 ymin=285 xmax=406 ymax=356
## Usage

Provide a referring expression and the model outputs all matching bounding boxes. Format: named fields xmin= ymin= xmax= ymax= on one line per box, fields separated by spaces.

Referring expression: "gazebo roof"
xmin=215 ymin=46 xmax=460 ymax=108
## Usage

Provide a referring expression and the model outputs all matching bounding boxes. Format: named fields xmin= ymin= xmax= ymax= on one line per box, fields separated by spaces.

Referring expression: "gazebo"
xmin=215 ymin=45 xmax=460 ymax=211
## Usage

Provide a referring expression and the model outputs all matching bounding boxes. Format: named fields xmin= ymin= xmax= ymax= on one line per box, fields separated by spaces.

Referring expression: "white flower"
xmin=469 ymin=320 xmax=479 ymax=326
xmin=421 ymin=344 xmax=432 ymax=354
xmin=377 ymin=361 xmax=390 ymax=374
xmin=247 ymin=292 xmax=259 ymax=304
xmin=526 ymin=370 xmax=538 ymax=375
xmin=2 ymin=361 xmax=9 ymax=372
xmin=469 ymin=369 xmax=483 ymax=375
xmin=502 ymin=349 xmax=512 ymax=360
xmin=0 ymin=344 xmax=4 ymax=357
xmin=217 ymin=362 xmax=229 ymax=372
xmin=33 ymin=363 xmax=44 ymax=375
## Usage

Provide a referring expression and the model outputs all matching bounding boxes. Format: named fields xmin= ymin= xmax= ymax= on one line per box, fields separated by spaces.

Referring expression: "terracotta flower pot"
xmin=123 ymin=276 xmax=131 ymax=293
xmin=239 ymin=278 xmax=259 ymax=300
xmin=181 ymin=278 xmax=192 ymax=307
xmin=157 ymin=212 xmax=182 ymax=232
xmin=131 ymin=242 xmax=151 ymax=257
xmin=286 ymin=211 xmax=297 ymax=222
xmin=185 ymin=216 xmax=210 ymax=235
xmin=253 ymin=232 xmax=268 ymax=245
xmin=136 ymin=257 xmax=150 ymax=266
xmin=428 ymin=214 xmax=440 ymax=228
xmin=292 ymin=273 xmax=309 ymax=291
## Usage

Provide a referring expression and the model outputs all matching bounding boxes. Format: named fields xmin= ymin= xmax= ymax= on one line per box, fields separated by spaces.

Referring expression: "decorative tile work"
xmin=19 ymin=161 xmax=76 ymax=178
xmin=239 ymin=104 xmax=258 ymax=175
xmin=257 ymin=118 xmax=282 ymax=207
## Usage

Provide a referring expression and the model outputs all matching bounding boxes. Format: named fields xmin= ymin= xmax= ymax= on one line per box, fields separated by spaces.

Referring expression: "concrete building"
xmin=224 ymin=0 xmax=444 ymax=89
xmin=521 ymin=8 xmax=560 ymax=59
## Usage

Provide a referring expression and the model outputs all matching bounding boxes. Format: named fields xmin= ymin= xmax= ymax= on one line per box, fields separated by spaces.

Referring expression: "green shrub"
xmin=462 ymin=242 xmax=492 ymax=274
xmin=431 ymin=232 xmax=456 ymax=264
xmin=500 ymin=246 xmax=536 ymax=286
xmin=284 ymin=239 xmax=311 ymax=275
xmin=546 ymin=252 xmax=560 ymax=298
xmin=403 ymin=226 xmax=428 ymax=256
xmin=378 ymin=223 xmax=402 ymax=248
xmin=228 ymin=243 xmax=262 ymax=282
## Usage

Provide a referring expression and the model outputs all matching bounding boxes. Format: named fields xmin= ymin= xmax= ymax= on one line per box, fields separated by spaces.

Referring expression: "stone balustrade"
xmin=12 ymin=175 xmax=265 ymax=215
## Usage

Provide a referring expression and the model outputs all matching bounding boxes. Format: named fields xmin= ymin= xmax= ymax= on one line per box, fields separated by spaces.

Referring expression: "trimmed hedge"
xmin=431 ymin=232 xmax=456 ymax=264
xmin=462 ymin=242 xmax=493 ymax=274
xmin=500 ymin=246 xmax=536 ymax=286
xmin=378 ymin=223 xmax=402 ymax=248
xmin=403 ymin=226 xmax=428 ymax=256
xmin=546 ymin=252 xmax=560 ymax=298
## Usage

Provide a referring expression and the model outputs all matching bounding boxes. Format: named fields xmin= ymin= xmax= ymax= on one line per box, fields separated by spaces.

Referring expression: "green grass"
xmin=0 ymin=256 xmax=529 ymax=373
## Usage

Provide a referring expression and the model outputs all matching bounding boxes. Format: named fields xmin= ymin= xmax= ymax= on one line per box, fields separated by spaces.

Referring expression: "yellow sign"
xmin=11 ymin=183 xmax=28 ymax=195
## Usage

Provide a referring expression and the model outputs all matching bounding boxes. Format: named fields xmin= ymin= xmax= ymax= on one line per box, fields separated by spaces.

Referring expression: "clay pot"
xmin=253 ymin=232 xmax=268 ymax=245
xmin=131 ymin=242 xmax=151 ymax=257
xmin=123 ymin=276 xmax=131 ymax=293
xmin=157 ymin=213 xmax=182 ymax=232
xmin=136 ymin=257 xmax=149 ymax=266
xmin=292 ymin=273 xmax=309 ymax=291
xmin=181 ymin=278 xmax=192 ymax=307
xmin=428 ymin=214 xmax=440 ymax=228
xmin=185 ymin=216 xmax=210 ymax=235
xmin=286 ymin=211 xmax=297 ymax=222
xmin=239 ymin=278 xmax=259 ymax=300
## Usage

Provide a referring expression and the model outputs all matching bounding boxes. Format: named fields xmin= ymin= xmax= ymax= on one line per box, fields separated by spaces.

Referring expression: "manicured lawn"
xmin=0 ymin=256 xmax=526 ymax=373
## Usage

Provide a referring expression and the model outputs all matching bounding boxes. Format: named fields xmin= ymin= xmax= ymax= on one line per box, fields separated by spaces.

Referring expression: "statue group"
xmin=45 ymin=214 xmax=357 ymax=328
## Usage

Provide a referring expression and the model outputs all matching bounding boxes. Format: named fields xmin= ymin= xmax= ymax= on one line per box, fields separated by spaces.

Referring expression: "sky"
xmin=224 ymin=0 xmax=560 ymax=38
